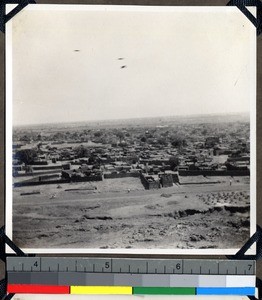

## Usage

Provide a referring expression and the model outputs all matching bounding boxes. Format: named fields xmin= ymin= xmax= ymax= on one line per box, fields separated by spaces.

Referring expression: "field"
xmin=12 ymin=176 xmax=250 ymax=250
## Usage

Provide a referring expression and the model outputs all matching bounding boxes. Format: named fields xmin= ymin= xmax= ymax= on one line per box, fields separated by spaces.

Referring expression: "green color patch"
xmin=133 ymin=287 xmax=196 ymax=295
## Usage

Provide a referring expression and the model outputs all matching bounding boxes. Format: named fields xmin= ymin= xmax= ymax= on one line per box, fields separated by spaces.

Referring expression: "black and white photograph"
xmin=6 ymin=5 xmax=256 ymax=254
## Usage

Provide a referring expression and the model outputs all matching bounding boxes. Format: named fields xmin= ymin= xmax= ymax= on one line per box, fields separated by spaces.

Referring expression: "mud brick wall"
xmin=179 ymin=170 xmax=250 ymax=176
xmin=160 ymin=174 xmax=173 ymax=187
xmin=103 ymin=172 xmax=140 ymax=179
xmin=140 ymin=173 xmax=160 ymax=190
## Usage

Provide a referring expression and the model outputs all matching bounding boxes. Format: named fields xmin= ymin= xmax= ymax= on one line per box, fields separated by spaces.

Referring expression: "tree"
xmin=170 ymin=136 xmax=187 ymax=148
xmin=75 ymin=145 xmax=89 ymax=158
xmin=116 ymin=131 xmax=124 ymax=143
xmin=157 ymin=137 xmax=167 ymax=146
xmin=37 ymin=142 xmax=42 ymax=150
xmin=94 ymin=131 xmax=102 ymax=137
xmin=163 ymin=130 xmax=169 ymax=136
xmin=201 ymin=129 xmax=207 ymax=135
xmin=169 ymin=156 xmax=179 ymax=170
xmin=19 ymin=135 xmax=31 ymax=142
xmin=15 ymin=149 xmax=38 ymax=165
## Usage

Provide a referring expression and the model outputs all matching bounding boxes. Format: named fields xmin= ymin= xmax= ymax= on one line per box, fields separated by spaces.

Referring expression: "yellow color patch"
xmin=70 ymin=286 xmax=132 ymax=295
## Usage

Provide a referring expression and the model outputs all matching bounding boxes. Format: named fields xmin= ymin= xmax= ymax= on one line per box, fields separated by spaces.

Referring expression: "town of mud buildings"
xmin=12 ymin=118 xmax=250 ymax=191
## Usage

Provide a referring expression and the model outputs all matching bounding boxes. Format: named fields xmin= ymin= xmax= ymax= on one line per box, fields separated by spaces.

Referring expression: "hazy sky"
xmin=9 ymin=6 xmax=255 ymax=126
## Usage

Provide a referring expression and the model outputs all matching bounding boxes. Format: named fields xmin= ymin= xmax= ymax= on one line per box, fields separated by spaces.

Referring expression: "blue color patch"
xmin=196 ymin=287 xmax=255 ymax=295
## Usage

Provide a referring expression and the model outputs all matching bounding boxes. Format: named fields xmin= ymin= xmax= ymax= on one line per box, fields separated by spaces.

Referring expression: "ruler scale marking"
xmin=7 ymin=258 xmax=256 ymax=275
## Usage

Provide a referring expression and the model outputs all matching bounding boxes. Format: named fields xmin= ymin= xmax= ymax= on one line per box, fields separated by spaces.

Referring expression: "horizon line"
xmin=13 ymin=111 xmax=250 ymax=128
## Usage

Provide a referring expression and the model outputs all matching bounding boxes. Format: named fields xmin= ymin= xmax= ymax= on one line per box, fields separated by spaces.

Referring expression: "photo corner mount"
xmin=0 ymin=0 xmax=36 ymax=33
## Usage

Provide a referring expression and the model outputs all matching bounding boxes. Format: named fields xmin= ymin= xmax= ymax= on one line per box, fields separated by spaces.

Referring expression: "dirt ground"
xmin=12 ymin=176 xmax=250 ymax=250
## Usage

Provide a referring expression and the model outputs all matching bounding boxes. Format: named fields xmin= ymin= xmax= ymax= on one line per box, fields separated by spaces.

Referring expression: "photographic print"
xmin=6 ymin=5 xmax=256 ymax=254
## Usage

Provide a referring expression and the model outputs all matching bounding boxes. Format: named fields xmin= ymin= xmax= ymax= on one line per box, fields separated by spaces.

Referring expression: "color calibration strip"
xmin=7 ymin=273 xmax=256 ymax=296
xmin=7 ymin=285 xmax=256 ymax=296
xmin=6 ymin=258 xmax=256 ymax=296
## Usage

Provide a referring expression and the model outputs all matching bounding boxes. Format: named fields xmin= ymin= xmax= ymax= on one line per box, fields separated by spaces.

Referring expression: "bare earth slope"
xmin=12 ymin=177 xmax=250 ymax=250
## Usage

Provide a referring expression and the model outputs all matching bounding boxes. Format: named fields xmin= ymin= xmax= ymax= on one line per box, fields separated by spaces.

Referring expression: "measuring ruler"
xmin=6 ymin=258 xmax=256 ymax=296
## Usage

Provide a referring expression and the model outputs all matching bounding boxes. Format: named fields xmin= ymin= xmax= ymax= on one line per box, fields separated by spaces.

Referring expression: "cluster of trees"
xmin=15 ymin=149 xmax=38 ymax=165
xmin=140 ymin=135 xmax=187 ymax=148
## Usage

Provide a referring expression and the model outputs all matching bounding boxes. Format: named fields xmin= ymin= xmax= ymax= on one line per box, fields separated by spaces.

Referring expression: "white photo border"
xmin=5 ymin=4 xmax=257 ymax=255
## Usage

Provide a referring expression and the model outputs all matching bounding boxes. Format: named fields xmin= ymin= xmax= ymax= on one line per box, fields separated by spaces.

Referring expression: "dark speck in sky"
xmin=121 ymin=65 xmax=127 ymax=69
xmin=74 ymin=50 xmax=80 ymax=52
xmin=118 ymin=57 xmax=124 ymax=60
